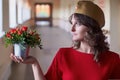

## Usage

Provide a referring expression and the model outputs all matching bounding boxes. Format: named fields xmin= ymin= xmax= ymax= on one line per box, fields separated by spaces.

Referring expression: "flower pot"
xmin=14 ymin=44 xmax=29 ymax=58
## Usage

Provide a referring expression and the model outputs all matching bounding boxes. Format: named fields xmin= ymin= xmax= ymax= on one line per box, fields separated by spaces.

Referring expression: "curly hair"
xmin=69 ymin=13 xmax=109 ymax=62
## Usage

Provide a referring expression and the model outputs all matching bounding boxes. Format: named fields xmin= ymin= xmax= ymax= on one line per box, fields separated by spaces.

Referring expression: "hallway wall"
xmin=110 ymin=0 xmax=120 ymax=53
xmin=0 ymin=0 xmax=35 ymax=79
xmin=58 ymin=0 xmax=77 ymax=31
xmin=0 ymin=0 xmax=12 ymax=79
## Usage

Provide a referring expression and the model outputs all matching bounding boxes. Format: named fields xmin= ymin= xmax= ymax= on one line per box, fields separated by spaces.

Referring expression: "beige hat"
xmin=75 ymin=1 xmax=105 ymax=28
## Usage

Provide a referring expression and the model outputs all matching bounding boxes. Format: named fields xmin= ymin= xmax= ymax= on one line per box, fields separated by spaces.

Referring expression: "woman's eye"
xmin=76 ymin=23 xmax=82 ymax=27
xmin=75 ymin=23 xmax=80 ymax=27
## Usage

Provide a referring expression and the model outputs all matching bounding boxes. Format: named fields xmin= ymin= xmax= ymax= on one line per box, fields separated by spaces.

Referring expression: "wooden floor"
xmin=8 ymin=25 xmax=72 ymax=80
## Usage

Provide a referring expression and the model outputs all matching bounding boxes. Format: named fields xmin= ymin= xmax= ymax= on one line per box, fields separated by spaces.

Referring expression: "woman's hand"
xmin=10 ymin=53 xmax=46 ymax=80
xmin=10 ymin=53 xmax=37 ymax=64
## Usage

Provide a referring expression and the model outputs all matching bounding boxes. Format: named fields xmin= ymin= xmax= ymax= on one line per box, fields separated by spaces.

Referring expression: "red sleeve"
xmin=110 ymin=54 xmax=120 ymax=79
xmin=44 ymin=49 xmax=62 ymax=80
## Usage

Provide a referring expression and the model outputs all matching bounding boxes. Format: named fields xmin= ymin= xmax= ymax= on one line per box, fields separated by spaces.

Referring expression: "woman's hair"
xmin=69 ymin=13 xmax=109 ymax=62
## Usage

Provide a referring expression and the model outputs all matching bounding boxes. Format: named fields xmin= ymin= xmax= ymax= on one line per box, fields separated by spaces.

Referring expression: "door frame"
xmin=34 ymin=3 xmax=53 ymax=26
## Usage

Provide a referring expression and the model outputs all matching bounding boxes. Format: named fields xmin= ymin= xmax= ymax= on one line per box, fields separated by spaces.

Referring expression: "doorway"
xmin=35 ymin=3 xmax=53 ymax=26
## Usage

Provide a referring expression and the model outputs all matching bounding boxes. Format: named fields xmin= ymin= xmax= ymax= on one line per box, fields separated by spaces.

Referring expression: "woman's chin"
xmin=72 ymin=38 xmax=80 ymax=41
xmin=72 ymin=37 xmax=83 ymax=41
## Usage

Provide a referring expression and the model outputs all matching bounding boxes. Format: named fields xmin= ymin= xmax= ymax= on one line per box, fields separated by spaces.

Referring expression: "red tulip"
xmin=10 ymin=29 xmax=17 ymax=34
xmin=6 ymin=32 xmax=11 ymax=38
xmin=17 ymin=30 xmax=22 ymax=35
xmin=29 ymin=31 xmax=34 ymax=35
xmin=21 ymin=26 xmax=28 ymax=31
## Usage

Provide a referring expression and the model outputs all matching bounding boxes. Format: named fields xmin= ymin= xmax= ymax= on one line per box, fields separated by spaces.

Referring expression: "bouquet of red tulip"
xmin=4 ymin=26 xmax=42 ymax=49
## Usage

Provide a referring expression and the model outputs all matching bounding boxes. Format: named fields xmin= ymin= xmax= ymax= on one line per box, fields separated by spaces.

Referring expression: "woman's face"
xmin=71 ymin=16 xmax=88 ymax=41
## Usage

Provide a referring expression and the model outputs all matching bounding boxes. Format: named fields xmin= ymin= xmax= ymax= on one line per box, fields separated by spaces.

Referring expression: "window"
xmin=17 ymin=0 xmax=23 ymax=24
xmin=35 ymin=3 xmax=52 ymax=26
xmin=9 ymin=0 xmax=17 ymax=28
xmin=0 ymin=0 xmax=4 ymax=38
xmin=36 ymin=4 xmax=50 ymax=18
xmin=0 ymin=0 xmax=3 ymax=31
xmin=22 ymin=2 xmax=31 ymax=22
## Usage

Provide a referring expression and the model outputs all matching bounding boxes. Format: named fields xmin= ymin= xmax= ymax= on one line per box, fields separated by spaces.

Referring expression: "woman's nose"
xmin=71 ymin=26 xmax=75 ymax=32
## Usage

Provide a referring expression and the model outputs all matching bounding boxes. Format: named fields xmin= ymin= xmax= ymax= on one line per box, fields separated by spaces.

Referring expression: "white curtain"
xmin=9 ymin=0 xmax=17 ymax=28
xmin=17 ymin=0 xmax=23 ymax=24
xmin=22 ymin=1 xmax=31 ymax=22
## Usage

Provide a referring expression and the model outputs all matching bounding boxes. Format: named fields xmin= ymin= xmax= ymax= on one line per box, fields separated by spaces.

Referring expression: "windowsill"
xmin=0 ymin=31 xmax=5 ymax=38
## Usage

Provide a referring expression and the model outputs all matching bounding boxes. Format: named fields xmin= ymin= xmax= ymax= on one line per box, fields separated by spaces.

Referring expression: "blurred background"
xmin=0 ymin=0 xmax=120 ymax=80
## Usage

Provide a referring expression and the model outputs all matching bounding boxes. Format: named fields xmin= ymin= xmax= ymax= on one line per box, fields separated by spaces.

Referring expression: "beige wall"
xmin=2 ymin=0 xmax=9 ymax=31
xmin=0 ymin=0 xmax=12 ymax=79
xmin=110 ymin=0 xmax=120 ymax=53
xmin=56 ymin=0 xmax=77 ymax=31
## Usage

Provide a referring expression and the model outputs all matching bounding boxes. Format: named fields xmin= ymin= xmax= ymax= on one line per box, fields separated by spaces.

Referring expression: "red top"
xmin=45 ymin=48 xmax=120 ymax=80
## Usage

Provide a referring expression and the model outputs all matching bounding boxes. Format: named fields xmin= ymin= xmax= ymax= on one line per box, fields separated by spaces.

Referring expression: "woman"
xmin=10 ymin=1 xmax=120 ymax=80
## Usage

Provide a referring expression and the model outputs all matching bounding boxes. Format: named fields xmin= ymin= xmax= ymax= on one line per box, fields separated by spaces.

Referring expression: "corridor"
xmin=8 ymin=25 xmax=72 ymax=80
xmin=1 ymin=0 xmax=120 ymax=80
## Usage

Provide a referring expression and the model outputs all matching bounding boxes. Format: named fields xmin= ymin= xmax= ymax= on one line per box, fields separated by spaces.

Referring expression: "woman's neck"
xmin=77 ymin=41 xmax=93 ymax=54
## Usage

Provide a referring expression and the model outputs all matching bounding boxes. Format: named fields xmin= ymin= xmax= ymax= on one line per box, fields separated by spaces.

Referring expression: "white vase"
xmin=14 ymin=44 xmax=29 ymax=58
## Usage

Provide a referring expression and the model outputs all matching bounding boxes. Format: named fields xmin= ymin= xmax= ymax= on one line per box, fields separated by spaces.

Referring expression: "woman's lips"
xmin=72 ymin=33 xmax=77 ymax=36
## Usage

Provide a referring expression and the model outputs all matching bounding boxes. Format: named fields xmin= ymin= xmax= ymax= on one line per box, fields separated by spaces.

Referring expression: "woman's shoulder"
xmin=54 ymin=47 xmax=73 ymax=58
xmin=57 ymin=47 xmax=73 ymax=55
xmin=104 ymin=51 xmax=120 ymax=60
xmin=59 ymin=47 xmax=73 ymax=51
xmin=106 ymin=51 xmax=119 ymax=57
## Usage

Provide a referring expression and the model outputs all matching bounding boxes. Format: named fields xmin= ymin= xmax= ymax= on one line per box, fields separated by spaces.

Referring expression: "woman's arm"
xmin=31 ymin=59 xmax=46 ymax=80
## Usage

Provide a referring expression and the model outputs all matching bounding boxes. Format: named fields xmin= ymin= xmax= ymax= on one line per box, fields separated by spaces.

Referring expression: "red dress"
xmin=45 ymin=48 xmax=120 ymax=80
